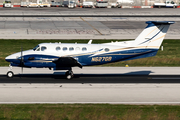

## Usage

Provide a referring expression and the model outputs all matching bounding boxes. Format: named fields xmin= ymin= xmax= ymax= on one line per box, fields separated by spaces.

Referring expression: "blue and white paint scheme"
xmin=5 ymin=21 xmax=175 ymax=79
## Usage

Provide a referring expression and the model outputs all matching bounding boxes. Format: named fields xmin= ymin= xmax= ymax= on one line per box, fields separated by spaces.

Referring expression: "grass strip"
xmin=1 ymin=39 xmax=180 ymax=66
xmin=0 ymin=104 xmax=180 ymax=120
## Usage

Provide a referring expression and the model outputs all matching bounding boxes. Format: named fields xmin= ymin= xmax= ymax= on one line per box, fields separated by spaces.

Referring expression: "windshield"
xmin=33 ymin=45 xmax=39 ymax=51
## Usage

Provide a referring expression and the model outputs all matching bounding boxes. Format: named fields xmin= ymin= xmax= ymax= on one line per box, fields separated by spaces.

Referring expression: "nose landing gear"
xmin=7 ymin=65 xmax=14 ymax=78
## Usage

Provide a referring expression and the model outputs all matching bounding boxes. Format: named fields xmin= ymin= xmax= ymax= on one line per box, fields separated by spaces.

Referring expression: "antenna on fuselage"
xmin=88 ymin=40 xmax=92 ymax=44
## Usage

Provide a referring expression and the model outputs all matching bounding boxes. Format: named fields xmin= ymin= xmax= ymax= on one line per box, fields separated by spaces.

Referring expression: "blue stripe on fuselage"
xmin=10 ymin=48 xmax=158 ymax=67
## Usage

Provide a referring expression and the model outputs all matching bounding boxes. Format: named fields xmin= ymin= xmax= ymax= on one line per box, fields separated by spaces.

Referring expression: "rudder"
xmin=132 ymin=21 xmax=175 ymax=49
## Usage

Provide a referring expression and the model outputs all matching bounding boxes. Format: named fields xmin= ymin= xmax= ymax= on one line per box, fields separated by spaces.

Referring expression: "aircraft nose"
xmin=5 ymin=54 xmax=19 ymax=62
xmin=5 ymin=52 xmax=23 ymax=65
xmin=5 ymin=55 xmax=13 ymax=62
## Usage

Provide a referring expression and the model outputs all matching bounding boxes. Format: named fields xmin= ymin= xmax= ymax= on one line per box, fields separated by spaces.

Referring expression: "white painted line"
xmin=0 ymin=102 xmax=180 ymax=104
xmin=152 ymin=77 xmax=180 ymax=79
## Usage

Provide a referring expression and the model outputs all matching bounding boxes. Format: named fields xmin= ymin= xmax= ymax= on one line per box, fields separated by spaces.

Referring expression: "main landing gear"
xmin=65 ymin=70 xmax=74 ymax=80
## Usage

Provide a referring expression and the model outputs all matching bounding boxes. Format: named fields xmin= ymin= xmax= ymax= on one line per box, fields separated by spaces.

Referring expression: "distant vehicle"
xmin=109 ymin=0 xmax=118 ymax=8
xmin=154 ymin=0 xmax=177 ymax=8
xmin=83 ymin=1 xmax=94 ymax=8
xmin=51 ymin=1 xmax=62 ymax=7
xmin=110 ymin=2 xmax=117 ymax=8
xmin=5 ymin=21 xmax=174 ymax=79
xmin=68 ymin=1 xmax=76 ymax=8
xmin=27 ymin=3 xmax=43 ymax=7
xmin=117 ymin=0 xmax=134 ymax=5
xmin=26 ymin=3 xmax=51 ymax=7
xmin=21 ymin=2 xmax=29 ymax=7
xmin=62 ymin=1 xmax=69 ymax=7
xmin=62 ymin=1 xmax=76 ymax=8
xmin=23 ymin=0 xmax=51 ymax=7
xmin=95 ymin=0 xmax=108 ymax=8
xmin=3 ymin=0 xmax=12 ymax=7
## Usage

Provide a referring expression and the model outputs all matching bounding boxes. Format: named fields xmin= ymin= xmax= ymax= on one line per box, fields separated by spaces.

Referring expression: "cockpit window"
xmin=36 ymin=47 xmax=40 ymax=51
xmin=41 ymin=46 xmax=47 ymax=51
xmin=56 ymin=47 xmax=61 ymax=51
xmin=33 ymin=45 xmax=39 ymax=51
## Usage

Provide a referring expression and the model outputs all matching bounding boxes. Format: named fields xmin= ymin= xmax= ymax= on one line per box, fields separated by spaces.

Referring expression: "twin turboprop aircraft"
xmin=5 ymin=21 xmax=174 ymax=79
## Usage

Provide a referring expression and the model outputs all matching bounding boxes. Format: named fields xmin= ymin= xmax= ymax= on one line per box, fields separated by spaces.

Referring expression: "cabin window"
xmin=82 ymin=47 xmax=87 ymax=51
xmin=63 ymin=47 xmax=67 ymax=51
xmin=75 ymin=47 xmax=80 ymax=51
xmin=56 ymin=47 xmax=61 ymax=51
xmin=104 ymin=48 xmax=110 ymax=52
xmin=41 ymin=46 xmax=47 ymax=51
xmin=69 ymin=47 xmax=74 ymax=51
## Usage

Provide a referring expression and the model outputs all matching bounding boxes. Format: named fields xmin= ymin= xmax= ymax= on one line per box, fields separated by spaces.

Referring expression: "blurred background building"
xmin=0 ymin=0 xmax=179 ymax=7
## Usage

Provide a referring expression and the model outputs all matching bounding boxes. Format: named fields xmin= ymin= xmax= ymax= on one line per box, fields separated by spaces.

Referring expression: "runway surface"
xmin=1 ymin=74 xmax=180 ymax=83
xmin=1 ymin=67 xmax=180 ymax=104
xmin=0 ymin=8 xmax=180 ymax=103
xmin=0 ymin=8 xmax=179 ymax=39
xmin=1 ymin=8 xmax=180 ymax=16
xmin=2 ymin=67 xmax=180 ymax=82
xmin=0 ymin=18 xmax=179 ymax=39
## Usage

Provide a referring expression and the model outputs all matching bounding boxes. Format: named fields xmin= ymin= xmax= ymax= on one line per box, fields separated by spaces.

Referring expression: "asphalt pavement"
xmin=0 ymin=8 xmax=180 ymax=104
xmin=1 ymin=8 xmax=180 ymax=17
xmin=0 ymin=8 xmax=179 ymax=39
xmin=0 ymin=18 xmax=179 ymax=39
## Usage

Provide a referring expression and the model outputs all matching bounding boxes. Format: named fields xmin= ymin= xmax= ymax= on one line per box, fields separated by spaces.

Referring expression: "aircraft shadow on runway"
xmin=1 ymin=70 xmax=180 ymax=83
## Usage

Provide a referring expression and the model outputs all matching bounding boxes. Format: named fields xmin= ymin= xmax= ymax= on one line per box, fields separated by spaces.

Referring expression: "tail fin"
xmin=132 ymin=21 xmax=175 ymax=49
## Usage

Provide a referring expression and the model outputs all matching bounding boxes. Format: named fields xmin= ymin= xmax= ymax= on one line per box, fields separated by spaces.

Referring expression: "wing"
xmin=52 ymin=57 xmax=82 ymax=68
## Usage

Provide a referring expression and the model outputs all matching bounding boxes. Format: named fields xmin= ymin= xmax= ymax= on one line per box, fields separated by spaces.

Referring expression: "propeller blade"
xmin=21 ymin=45 xmax=23 ymax=74
xmin=21 ymin=66 xmax=23 ymax=74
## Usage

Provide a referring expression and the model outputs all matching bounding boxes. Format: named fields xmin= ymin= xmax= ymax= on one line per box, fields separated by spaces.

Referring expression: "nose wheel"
xmin=7 ymin=65 xmax=14 ymax=78
xmin=65 ymin=70 xmax=74 ymax=79
xmin=7 ymin=71 xmax=14 ymax=78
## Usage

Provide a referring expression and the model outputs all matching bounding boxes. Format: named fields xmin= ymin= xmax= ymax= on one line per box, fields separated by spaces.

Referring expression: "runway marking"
xmin=152 ymin=77 xmax=180 ymax=79
xmin=80 ymin=17 xmax=103 ymax=35
xmin=0 ymin=102 xmax=180 ymax=104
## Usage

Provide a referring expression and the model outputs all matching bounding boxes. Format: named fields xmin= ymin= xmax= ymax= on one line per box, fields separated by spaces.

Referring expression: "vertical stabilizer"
xmin=132 ymin=21 xmax=174 ymax=49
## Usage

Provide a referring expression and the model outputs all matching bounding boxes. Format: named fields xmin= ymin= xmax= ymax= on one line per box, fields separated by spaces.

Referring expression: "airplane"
xmin=5 ymin=21 xmax=175 ymax=79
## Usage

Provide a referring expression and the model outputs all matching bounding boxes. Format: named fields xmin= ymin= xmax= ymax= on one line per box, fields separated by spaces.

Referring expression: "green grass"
xmin=1 ymin=39 xmax=180 ymax=66
xmin=0 ymin=104 xmax=180 ymax=120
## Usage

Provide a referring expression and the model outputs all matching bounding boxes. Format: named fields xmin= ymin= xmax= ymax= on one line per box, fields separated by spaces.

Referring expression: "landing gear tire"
xmin=7 ymin=71 xmax=14 ymax=78
xmin=65 ymin=70 xmax=74 ymax=80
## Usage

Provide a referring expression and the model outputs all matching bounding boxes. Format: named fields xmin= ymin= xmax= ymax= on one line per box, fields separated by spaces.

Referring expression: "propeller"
xmin=20 ymin=45 xmax=24 ymax=74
